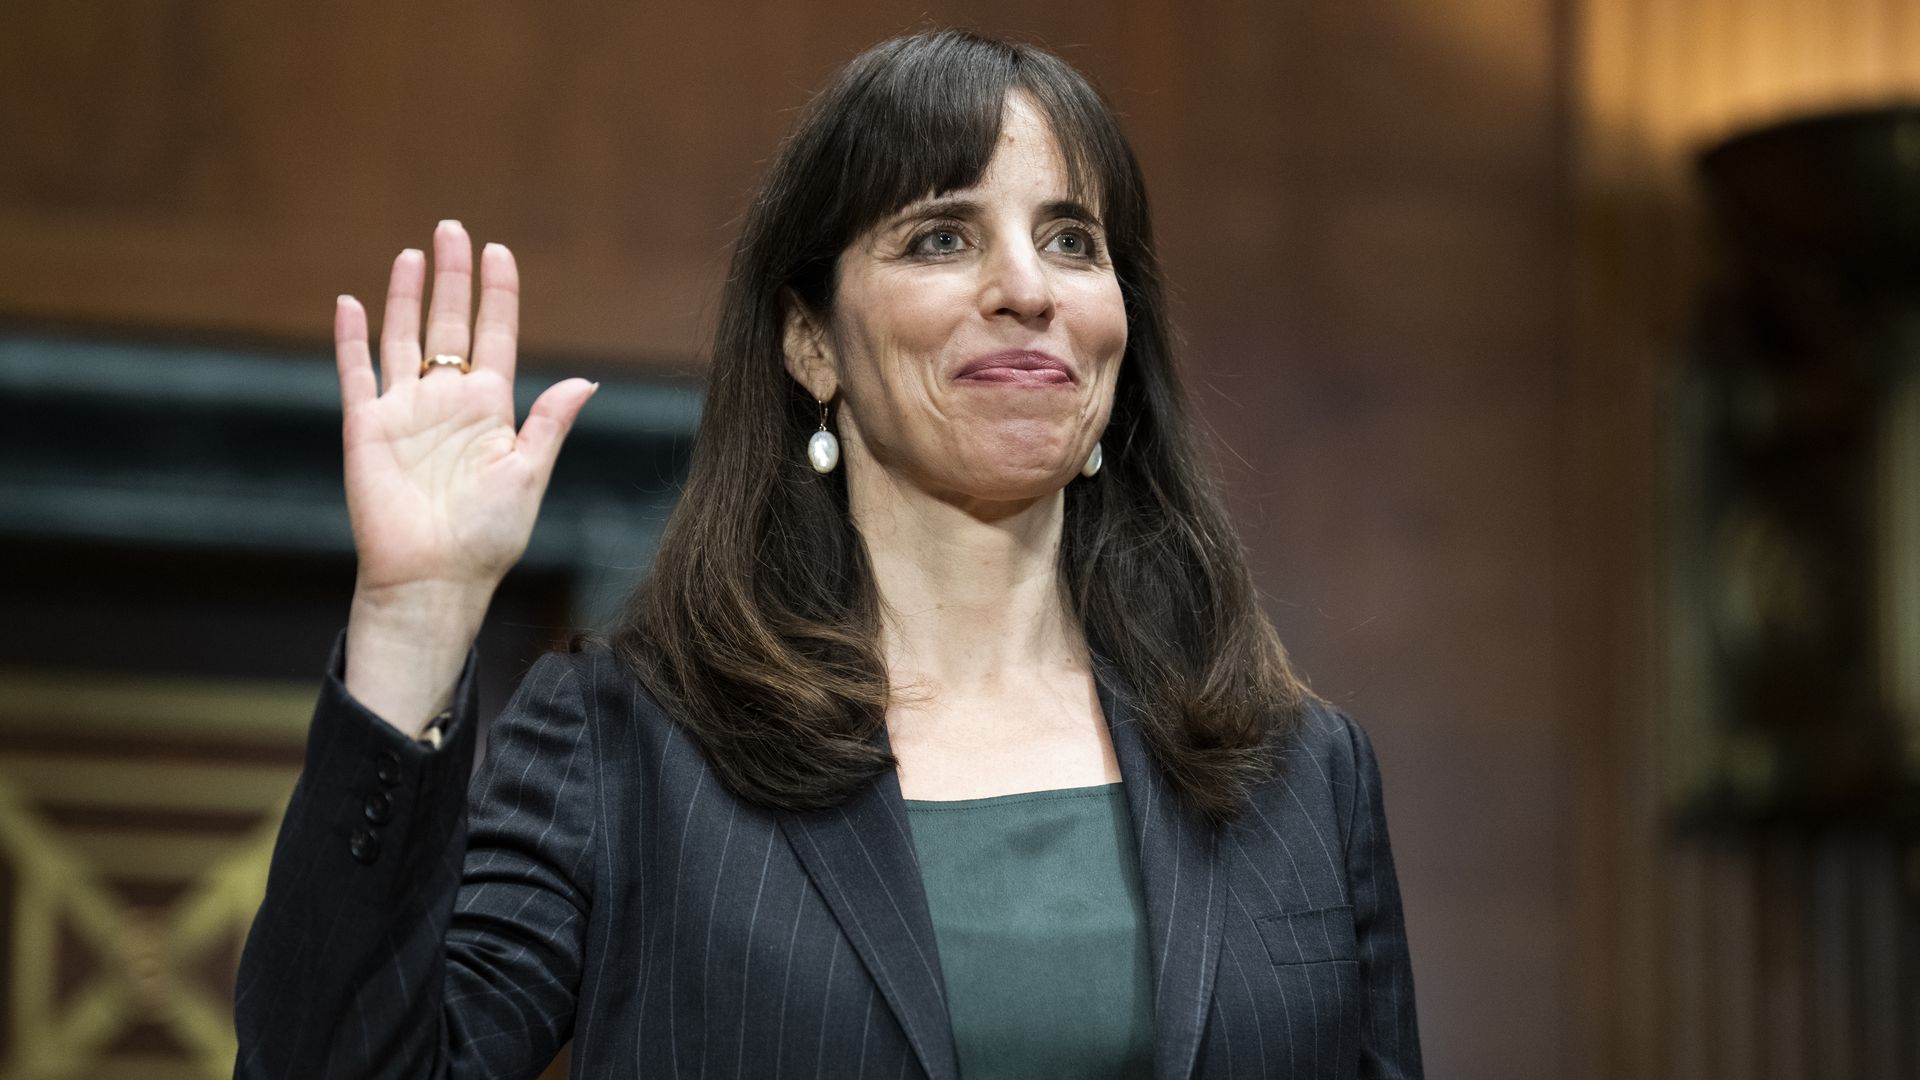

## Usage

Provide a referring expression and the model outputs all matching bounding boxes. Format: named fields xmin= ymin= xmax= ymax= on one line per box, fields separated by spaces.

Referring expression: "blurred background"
xmin=1 ymin=2 xmax=1917 ymax=1078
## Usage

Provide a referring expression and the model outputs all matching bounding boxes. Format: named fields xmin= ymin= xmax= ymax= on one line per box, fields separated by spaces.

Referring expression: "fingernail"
xmin=589 ymin=381 xmax=602 ymax=394
xmin=484 ymin=241 xmax=505 ymax=255
xmin=439 ymin=218 xmax=462 ymax=230
xmin=337 ymin=294 xmax=353 ymax=305
xmin=400 ymin=248 xmax=422 ymax=260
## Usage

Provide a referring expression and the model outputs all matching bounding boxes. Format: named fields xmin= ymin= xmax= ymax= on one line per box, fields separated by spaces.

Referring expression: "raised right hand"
xmin=334 ymin=220 xmax=595 ymax=733
xmin=336 ymin=220 xmax=596 ymax=601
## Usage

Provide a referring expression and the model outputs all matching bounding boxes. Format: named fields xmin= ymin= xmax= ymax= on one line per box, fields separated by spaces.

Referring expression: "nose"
xmin=978 ymin=240 xmax=1055 ymax=323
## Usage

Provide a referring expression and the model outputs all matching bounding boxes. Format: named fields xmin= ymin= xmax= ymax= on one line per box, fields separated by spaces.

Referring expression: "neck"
xmin=845 ymin=457 xmax=1087 ymax=696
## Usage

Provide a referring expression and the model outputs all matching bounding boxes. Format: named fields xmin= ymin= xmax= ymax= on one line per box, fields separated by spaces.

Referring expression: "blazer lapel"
xmin=780 ymin=753 xmax=959 ymax=1080
xmin=1095 ymin=657 xmax=1228 ymax=1080
xmin=780 ymin=660 xmax=1225 ymax=1080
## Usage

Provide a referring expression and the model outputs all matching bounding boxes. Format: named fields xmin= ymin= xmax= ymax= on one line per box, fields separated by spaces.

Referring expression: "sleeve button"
xmin=375 ymin=751 xmax=403 ymax=787
xmin=363 ymin=791 xmax=393 ymax=825
xmin=349 ymin=826 xmax=382 ymax=864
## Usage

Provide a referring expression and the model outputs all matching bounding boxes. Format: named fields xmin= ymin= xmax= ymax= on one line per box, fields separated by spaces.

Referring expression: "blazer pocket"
xmin=1254 ymin=905 xmax=1358 ymax=965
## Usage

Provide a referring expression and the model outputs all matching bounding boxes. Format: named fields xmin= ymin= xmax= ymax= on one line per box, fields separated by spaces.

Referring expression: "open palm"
xmin=335 ymin=221 xmax=595 ymax=596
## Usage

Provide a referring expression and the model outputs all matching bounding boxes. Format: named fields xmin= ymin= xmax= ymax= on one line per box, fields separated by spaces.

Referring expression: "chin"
xmin=948 ymin=449 xmax=1084 ymax=503
xmin=958 ymin=474 xmax=1074 ymax=504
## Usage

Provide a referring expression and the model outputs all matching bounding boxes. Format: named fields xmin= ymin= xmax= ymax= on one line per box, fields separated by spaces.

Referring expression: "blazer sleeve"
xmin=233 ymin=635 xmax=598 ymax=1080
xmin=1339 ymin=711 xmax=1424 ymax=1079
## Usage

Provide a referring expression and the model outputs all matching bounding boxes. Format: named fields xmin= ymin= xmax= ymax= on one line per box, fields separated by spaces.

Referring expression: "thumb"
xmin=517 ymin=378 xmax=599 ymax=482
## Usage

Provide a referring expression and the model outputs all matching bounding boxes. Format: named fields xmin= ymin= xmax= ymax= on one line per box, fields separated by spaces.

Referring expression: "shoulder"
xmin=1259 ymin=697 xmax=1385 ymax=853
xmin=1274 ymin=696 xmax=1369 ymax=780
xmin=520 ymin=639 xmax=627 ymax=691
xmin=483 ymin=640 xmax=719 ymax=820
xmin=504 ymin=639 xmax=679 ymax=740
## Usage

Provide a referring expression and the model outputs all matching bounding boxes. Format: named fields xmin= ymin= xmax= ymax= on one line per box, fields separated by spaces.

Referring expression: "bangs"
xmin=775 ymin=31 xmax=1139 ymax=307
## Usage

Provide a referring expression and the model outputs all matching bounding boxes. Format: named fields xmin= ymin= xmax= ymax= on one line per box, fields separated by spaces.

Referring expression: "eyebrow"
xmin=888 ymin=196 xmax=1106 ymax=230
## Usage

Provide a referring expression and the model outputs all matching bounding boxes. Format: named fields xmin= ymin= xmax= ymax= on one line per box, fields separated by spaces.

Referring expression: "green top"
xmin=903 ymin=782 xmax=1154 ymax=1079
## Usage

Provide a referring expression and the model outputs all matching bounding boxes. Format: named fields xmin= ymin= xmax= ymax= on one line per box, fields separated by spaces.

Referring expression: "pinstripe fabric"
xmin=233 ymin=637 xmax=1421 ymax=1079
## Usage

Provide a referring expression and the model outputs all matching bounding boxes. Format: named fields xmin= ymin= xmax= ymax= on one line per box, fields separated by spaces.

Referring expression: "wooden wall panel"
xmin=1567 ymin=0 xmax=1920 ymax=1076
xmin=2 ymin=3 xmax=1570 ymax=1076
xmin=0 ymin=1 xmax=801 ymax=359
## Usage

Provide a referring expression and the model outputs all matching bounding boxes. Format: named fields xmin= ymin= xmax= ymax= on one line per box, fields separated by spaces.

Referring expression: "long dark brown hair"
xmin=613 ymin=29 xmax=1310 ymax=825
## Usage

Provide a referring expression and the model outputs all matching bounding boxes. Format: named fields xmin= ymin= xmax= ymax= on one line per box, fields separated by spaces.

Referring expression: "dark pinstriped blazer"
xmin=233 ymin=637 xmax=1422 ymax=1079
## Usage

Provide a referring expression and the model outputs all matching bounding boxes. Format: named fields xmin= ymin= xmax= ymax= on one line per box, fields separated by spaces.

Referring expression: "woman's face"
xmin=789 ymin=93 xmax=1127 ymax=508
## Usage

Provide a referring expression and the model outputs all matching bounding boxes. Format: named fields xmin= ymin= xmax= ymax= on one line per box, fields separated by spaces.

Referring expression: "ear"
xmin=780 ymin=291 xmax=838 ymax=403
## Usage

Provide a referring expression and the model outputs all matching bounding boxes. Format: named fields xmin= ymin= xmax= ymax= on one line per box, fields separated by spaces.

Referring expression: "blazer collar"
xmin=780 ymin=755 xmax=961 ymax=1080
xmin=780 ymin=659 xmax=1226 ymax=1080
xmin=1093 ymin=654 xmax=1228 ymax=1080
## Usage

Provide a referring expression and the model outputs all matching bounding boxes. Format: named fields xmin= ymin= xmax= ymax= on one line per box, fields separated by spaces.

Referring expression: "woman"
xmin=234 ymin=30 xmax=1422 ymax=1080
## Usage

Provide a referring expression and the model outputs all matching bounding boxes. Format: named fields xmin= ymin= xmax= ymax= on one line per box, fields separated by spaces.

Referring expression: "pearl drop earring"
xmin=1082 ymin=441 xmax=1103 ymax=478
xmin=808 ymin=399 xmax=841 ymax=474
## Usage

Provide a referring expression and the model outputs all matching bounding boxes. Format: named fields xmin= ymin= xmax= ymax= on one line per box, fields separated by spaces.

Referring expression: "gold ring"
xmin=420 ymin=353 xmax=471 ymax=376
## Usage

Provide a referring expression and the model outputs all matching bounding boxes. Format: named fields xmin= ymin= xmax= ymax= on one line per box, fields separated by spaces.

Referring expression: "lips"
xmin=952 ymin=350 xmax=1077 ymax=385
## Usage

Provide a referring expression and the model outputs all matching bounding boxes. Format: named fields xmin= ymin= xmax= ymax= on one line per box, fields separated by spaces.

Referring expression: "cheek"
xmin=1074 ymin=279 xmax=1130 ymax=395
xmin=837 ymin=279 xmax=967 ymax=393
xmin=829 ymin=284 xmax=970 ymax=455
xmin=1074 ymin=274 xmax=1128 ymax=346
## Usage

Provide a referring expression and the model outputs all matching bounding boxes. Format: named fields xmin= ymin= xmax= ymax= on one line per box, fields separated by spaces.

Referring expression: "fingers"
xmin=379 ymin=248 xmax=426 ymax=391
xmin=335 ymin=295 xmax=378 ymax=410
xmin=422 ymin=219 xmax=473 ymax=369
xmin=368 ymin=222 xmax=511 ymax=394
xmin=518 ymin=378 xmax=600 ymax=483
xmin=471 ymin=242 xmax=520 ymax=384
